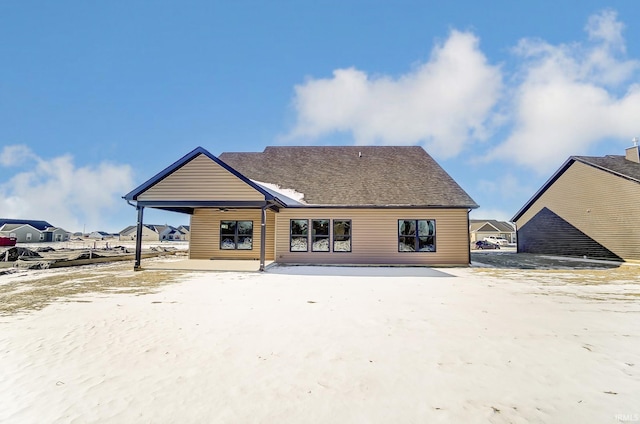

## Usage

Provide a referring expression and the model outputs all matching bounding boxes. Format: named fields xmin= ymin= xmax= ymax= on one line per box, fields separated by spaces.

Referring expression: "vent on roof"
xmin=625 ymin=137 xmax=640 ymax=163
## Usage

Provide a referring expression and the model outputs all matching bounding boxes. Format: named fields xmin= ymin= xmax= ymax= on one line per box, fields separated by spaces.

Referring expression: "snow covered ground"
xmin=1 ymin=259 xmax=638 ymax=423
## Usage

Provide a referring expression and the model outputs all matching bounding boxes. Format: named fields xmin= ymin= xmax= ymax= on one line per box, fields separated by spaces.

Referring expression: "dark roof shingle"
xmin=219 ymin=146 xmax=477 ymax=208
xmin=0 ymin=219 xmax=53 ymax=231
xmin=574 ymin=155 xmax=640 ymax=182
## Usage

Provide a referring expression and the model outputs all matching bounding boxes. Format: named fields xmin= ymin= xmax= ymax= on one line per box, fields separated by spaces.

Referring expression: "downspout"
xmin=259 ymin=203 xmax=267 ymax=271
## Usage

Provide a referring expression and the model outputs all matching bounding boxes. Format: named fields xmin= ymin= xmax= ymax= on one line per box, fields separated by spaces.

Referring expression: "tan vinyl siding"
xmin=138 ymin=154 xmax=264 ymax=201
xmin=515 ymin=161 xmax=640 ymax=260
xmin=274 ymin=208 xmax=470 ymax=266
xmin=189 ymin=209 xmax=275 ymax=260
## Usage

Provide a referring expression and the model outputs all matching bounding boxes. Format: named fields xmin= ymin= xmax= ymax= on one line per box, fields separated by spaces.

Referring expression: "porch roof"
xmin=123 ymin=147 xmax=286 ymax=214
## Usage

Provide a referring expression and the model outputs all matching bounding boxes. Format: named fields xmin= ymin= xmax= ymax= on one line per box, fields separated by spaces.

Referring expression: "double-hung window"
xmin=333 ymin=220 xmax=351 ymax=252
xmin=220 ymin=221 xmax=253 ymax=250
xmin=290 ymin=219 xmax=309 ymax=251
xmin=398 ymin=219 xmax=436 ymax=252
xmin=311 ymin=220 xmax=330 ymax=251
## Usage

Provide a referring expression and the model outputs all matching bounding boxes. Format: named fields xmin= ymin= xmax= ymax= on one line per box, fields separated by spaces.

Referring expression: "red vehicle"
xmin=0 ymin=236 xmax=17 ymax=247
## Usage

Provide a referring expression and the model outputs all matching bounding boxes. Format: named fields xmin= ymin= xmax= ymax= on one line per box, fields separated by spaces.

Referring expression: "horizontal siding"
xmin=275 ymin=208 xmax=470 ymax=266
xmin=515 ymin=161 xmax=640 ymax=260
xmin=189 ymin=209 xmax=275 ymax=260
xmin=518 ymin=207 xmax=621 ymax=260
xmin=138 ymin=154 xmax=264 ymax=201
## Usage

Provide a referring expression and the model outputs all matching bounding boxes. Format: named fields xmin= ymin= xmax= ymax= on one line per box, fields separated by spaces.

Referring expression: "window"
xmin=311 ymin=220 xmax=330 ymax=251
xmin=333 ymin=220 xmax=351 ymax=252
xmin=220 ymin=221 xmax=253 ymax=250
xmin=290 ymin=219 xmax=308 ymax=251
xmin=398 ymin=219 xmax=436 ymax=252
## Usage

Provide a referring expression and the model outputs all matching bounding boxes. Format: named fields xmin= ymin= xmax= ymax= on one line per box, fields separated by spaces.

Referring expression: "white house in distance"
xmin=0 ymin=218 xmax=71 ymax=243
xmin=119 ymin=224 xmax=190 ymax=242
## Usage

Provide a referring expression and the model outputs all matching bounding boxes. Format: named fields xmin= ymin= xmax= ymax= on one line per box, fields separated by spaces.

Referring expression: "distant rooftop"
xmin=0 ymin=218 xmax=54 ymax=231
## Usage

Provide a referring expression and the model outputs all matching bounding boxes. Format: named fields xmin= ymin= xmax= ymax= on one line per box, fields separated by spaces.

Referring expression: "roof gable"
xmin=477 ymin=223 xmax=500 ymax=232
xmin=512 ymin=155 xmax=640 ymax=222
xmin=219 ymin=146 xmax=477 ymax=208
xmin=124 ymin=147 xmax=274 ymax=203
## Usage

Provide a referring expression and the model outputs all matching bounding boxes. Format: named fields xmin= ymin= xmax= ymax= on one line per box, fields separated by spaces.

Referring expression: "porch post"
xmin=134 ymin=205 xmax=144 ymax=270
xmin=259 ymin=205 xmax=267 ymax=271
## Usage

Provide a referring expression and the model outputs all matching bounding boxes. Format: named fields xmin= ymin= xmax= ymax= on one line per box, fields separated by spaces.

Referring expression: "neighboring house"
xmin=124 ymin=146 xmax=478 ymax=269
xmin=119 ymin=224 xmax=190 ymax=241
xmin=88 ymin=231 xmax=114 ymax=240
xmin=0 ymin=219 xmax=70 ymax=243
xmin=119 ymin=225 xmax=160 ymax=241
xmin=177 ymin=225 xmax=190 ymax=241
xmin=469 ymin=220 xmax=516 ymax=243
xmin=512 ymin=143 xmax=640 ymax=261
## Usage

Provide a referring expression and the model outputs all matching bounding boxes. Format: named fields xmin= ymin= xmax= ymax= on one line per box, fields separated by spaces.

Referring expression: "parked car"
xmin=483 ymin=236 xmax=509 ymax=246
xmin=475 ymin=240 xmax=500 ymax=250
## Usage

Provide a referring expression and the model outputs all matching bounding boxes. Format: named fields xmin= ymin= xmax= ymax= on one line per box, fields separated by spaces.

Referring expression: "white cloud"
xmin=285 ymin=30 xmax=502 ymax=158
xmin=0 ymin=144 xmax=35 ymax=167
xmin=486 ymin=10 xmax=640 ymax=174
xmin=0 ymin=145 xmax=134 ymax=232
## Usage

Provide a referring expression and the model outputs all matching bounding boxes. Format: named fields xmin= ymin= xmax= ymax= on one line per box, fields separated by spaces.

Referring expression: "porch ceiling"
xmin=134 ymin=200 xmax=282 ymax=214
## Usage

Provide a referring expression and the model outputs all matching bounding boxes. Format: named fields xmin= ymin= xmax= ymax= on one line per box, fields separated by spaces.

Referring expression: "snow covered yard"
xmin=1 ymin=261 xmax=638 ymax=423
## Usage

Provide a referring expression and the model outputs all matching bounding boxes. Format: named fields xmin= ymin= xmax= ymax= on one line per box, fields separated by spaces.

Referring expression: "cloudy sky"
xmin=1 ymin=1 xmax=639 ymax=232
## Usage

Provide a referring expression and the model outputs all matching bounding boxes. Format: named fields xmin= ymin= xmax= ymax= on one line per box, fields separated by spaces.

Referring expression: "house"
xmin=0 ymin=219 xmax=70 ymax=243
xmin=88 ymin=231 xmax=115 ymax=240
xmin=177 ymin=225 xmax=190 ymax=241
xmin=119 ymin=225 xmax=159 ymax=241
xmin=119 ymin=224 xmax=190 ymax=241
xmin=469 ymin=220 xmax=516 ymax=243
xmin=123 ymin=146 xmax=478 ymax=270
xmin=512 ymin=143 xmax=640 ymax=261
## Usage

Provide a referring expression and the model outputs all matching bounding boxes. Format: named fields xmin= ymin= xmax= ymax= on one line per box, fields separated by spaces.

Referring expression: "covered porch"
xmin=122 ymin=147 xmax=286 ymax=272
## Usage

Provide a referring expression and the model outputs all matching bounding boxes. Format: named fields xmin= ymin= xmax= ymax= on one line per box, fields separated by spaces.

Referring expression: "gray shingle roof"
xmin=219 ymin=146 xmax=477 ymax=208
xmin=574 ymin=155 xmax=640 ymax=182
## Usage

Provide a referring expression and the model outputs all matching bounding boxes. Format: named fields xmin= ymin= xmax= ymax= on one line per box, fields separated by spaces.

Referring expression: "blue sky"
xmin=1 ymin=1 xmax=639 ymax=232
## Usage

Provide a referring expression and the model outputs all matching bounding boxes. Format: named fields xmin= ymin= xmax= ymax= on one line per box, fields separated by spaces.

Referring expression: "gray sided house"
xmin=124 ymin=146 xmax=478 ymax=270
xmin=0 ymin=219 xmax=70 ymax=243
xmin=512 ymin=144 xmax=640 ymax=261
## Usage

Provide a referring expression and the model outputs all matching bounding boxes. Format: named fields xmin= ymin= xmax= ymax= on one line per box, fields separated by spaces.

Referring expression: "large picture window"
xmin=312 ymin=219 xmax=330 ymax=252
xmin=220 ymin=220 xmax=253 ymax=250
xmin=333 ymin=220 xmax=351 ymax=252
xmin=290 ymin=219 xmax=308 ymax=251
xmin=398 ymin=219 xmax=435 ymax=252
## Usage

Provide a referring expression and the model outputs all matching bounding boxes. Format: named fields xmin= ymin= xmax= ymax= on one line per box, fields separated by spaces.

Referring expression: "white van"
xmin=483 ymin=236 xmax=509 ymax=246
